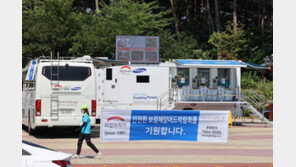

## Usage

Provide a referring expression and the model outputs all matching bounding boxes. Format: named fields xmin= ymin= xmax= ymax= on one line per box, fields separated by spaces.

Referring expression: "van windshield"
xmin=42 ymin=66 xmax=91 ymax=81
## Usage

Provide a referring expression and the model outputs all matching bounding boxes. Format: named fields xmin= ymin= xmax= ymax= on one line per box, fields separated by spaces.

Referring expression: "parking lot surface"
xmin=22 ymin=122 xmax=273 ymax=166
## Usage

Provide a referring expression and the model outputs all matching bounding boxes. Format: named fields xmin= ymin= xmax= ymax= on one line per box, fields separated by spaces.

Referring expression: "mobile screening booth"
xmin=95 ymin=59 xmax=268 ymax=119
xmin=168 ymin=60 xmax=246 ymax=114
xmin=171 ymin=59 xmax=245 ymax=102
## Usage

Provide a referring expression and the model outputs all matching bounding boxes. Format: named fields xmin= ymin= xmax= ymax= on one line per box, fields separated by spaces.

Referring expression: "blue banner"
xmin=101 ymin=109 xmax=229 ymax=143
xmin=26 ymin=60 xmax=37 ymax=81
xmin=129 ymin=110 xmax=200 ymax=141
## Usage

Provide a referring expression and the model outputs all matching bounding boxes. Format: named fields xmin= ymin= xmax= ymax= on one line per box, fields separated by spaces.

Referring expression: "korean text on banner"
xmin=100 ymin=110 xmax=229 ymax=143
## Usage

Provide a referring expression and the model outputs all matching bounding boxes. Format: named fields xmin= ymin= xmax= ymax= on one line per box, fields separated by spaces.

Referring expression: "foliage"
xmin=71 ymin=0 xmax=172 ymax=58
xmin=241 ymin=71 xmax=273 ymax=100
xmin=159 ymin=31 xmax=201 ymax=61
xmin=208 ymin=24 xmax=248 ymax=60
xmin=22 ymin=0 xmax=88 ymax=67
xmin=243 ymin=110 xmax=251 ymax=117
xmin=245 ymin=25 xmax=273 ymax=64
xmin=22 ymin=0 xmax=273 ymax=77
xmin=22 ymin=0 xmax=273 ymax=101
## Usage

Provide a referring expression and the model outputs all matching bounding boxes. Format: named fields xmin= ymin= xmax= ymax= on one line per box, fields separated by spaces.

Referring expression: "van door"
xmin=40 ymin=65 xmax=95 ymax=120
xmin=103 ymin=68 xmax=118 ymax=102
xmin=96 ymin=69 xmax=104 ymax=111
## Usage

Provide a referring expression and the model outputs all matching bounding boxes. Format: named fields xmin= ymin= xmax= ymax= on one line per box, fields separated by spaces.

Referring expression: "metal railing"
xmin=157 ymin=88 xmax=178 ymax=110
xmin=242 ymin=89 xmax=267 ymax=112
xmin=241 ymin=89 xmax=271 ymax=125
xmin=38 ymin=55 xmax=93 ymax=63
xmin=181 ymin=86 xmax=240 ymax=102
xmin=245 ymin=104 xmax=271 ymax=125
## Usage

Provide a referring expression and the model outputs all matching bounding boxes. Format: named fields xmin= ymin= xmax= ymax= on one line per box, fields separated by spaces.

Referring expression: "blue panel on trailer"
xmin=175 ymin=59 xmax=245 ymax=66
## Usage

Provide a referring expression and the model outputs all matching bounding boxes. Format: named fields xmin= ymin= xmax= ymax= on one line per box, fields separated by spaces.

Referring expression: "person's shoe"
xmin=72 ymin=154 xmax=80 ymax=159
xmin=96 ymin=152 xmax=102 ymax=159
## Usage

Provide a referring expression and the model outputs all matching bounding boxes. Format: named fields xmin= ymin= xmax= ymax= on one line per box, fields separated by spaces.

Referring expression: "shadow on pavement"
xmin=83 ymin=155 xmax=96 ymax=159
xmin=22 ymin=125 xmax=101 ymax=139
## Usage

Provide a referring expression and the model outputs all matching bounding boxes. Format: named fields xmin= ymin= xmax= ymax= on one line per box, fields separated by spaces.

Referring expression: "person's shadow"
xmin=83 ymin=155 xmax=96 ymax=159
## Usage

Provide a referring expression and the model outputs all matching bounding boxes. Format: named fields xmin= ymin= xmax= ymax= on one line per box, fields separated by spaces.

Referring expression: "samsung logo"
xmin=71 ymin=87 xmax=81 ymax=91
xmin=133 ymin=68 xmax=146 ymax=73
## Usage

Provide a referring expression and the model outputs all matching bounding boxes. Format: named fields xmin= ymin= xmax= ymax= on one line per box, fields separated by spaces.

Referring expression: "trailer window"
xmin=106 ymin=68 xmax=112 ymax=80
xmin=177 ymin=68 xmax=189 ymax=88
xmin=42 ymin=66 xmax=91 ymax=81
xmin=137 ymin=75 xmax=149 ymax=83
xmin=218 ymin=68 xmax=230 ymax=88
xmin=197 ymin=68 xmax=210 ymax=87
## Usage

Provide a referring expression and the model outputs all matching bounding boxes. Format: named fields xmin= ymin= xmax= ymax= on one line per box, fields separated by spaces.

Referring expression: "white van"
xmin=22 ymin=56 xmax=97 ymax=134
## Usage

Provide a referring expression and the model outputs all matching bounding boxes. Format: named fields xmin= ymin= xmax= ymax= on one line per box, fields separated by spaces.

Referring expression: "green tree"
xmin=208 ymin=23 xmax=247 ymax=60
xmin=159 ymin=31 xmax=200 ymax=60
xmin=71 ymin=0 xmax=171 ymax=58
xmin=22 ymin=0 xmax=273 ymax=70
xmin=22 ymin=0 xmax=81 ymax=65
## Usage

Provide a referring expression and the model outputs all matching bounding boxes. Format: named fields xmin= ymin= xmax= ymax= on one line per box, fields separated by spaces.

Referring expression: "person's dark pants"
xmin=76 ymin=133 xmax=99 ymax=155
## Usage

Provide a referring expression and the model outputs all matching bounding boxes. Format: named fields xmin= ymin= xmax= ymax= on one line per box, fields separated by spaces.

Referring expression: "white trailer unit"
xmin=95 ymin=59 xmax=268 ymax=119
xmin=22 ymin=56 xmax=97 ymax=134
xmin=96 ymin=65 xmax=170 ymax=118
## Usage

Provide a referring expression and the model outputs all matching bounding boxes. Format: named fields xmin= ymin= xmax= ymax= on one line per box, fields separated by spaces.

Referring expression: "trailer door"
xmin=103 ymin=68 xmax=118 ymax=102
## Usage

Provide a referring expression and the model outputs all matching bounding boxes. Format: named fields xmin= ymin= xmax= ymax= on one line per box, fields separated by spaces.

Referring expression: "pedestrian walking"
xmin=72 ymin=105 xmax=102 ymax=159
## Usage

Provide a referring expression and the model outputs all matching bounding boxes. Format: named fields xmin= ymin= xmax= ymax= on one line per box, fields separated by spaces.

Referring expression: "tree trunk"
xmin=169 ymin=0 xmax=181 ymax=42
xmin=194 ymin=0 xmax=197 ymax=20
xmin=201 ymin=0 xmax=205 ymax=13
xmin=206 ymin=0 xmax=214 ymax=33
xmin=186 ymin=0 xmax=191 ymax=23
xmin=261 ymin=0 xmax=266 ymax=33
xmin=214 ymin=0 xmax=220 ymax=32
xmin=257 ymin=0 xmax=261 ymax=26
xmin=84 ymin=0 xmax=87 ymax=11
xmin=95 ymin=0 xmax=99 ymax=11
xmin=233 ymin=0 xmax=238 ymax=33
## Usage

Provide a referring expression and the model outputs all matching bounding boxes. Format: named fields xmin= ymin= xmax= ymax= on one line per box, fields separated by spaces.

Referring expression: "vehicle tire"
xmin=183 ymin=108 xmax=193 ymax=110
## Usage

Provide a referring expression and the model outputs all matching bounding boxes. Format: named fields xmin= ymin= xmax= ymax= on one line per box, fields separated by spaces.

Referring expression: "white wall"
xmin=189 ymin=68 xmax=197 ymax=88
xmin=98 ymin=65 xmax=170 ymax=111
xmin=230 ymin=68 xmax=236 ymax=89
xmin=210 ymin=68 xmax=218 ymax=88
